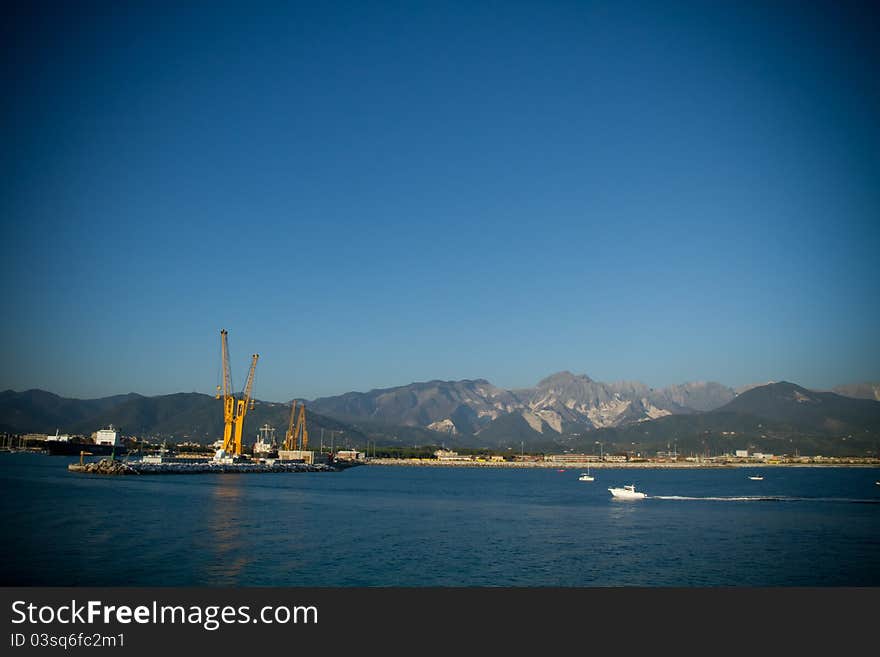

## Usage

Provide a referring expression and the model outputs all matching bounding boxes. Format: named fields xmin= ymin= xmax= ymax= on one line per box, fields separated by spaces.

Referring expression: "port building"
xmin=278 ymin=450 xmax=315 ymax=464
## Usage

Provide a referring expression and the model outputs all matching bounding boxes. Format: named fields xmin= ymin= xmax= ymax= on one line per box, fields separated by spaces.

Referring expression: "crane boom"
xmin=217 ymin=329 xmax=236 ymax=453
xmin=284 ymin=401 xmax=298 ymax=451
xmin=232 ymin=353 xmax=259 ymax=455
xmin=294 ymin=404 xmax=309 ymax=451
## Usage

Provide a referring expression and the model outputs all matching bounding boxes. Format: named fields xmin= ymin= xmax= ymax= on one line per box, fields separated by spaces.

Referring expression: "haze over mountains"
xmin=831 ymin=383 xmax=880 ymax=401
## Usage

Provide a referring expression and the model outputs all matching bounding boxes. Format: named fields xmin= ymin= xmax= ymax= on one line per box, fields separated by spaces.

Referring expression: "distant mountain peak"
xmin=306 ymin=371 xmax=738 ymax=438
xmin=536 ymin=371 xmax=592 ymax=386
xmin=718 ymin=381 xmax=880 ymax=439
xmin=763 ymin=381 xmax=813 ymax=395
xmin=735 ymin=381 xmax=777 ymax=395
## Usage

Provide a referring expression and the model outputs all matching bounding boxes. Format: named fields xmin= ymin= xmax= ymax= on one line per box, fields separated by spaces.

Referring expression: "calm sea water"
xmin=2 ymin=453 xmax=879 ymax=586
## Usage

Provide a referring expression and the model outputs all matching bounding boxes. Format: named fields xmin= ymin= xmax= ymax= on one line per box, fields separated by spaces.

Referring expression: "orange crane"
xmin=295 ymin=404 xmax=308 ymax=451
xmin=216 ymin=329 xmax=259 ymax=456
xmin=232 ymin=353 xmax=259 ymax=455
xmin=284 ymin=401 xmax=298 ymax=451
xmin=283 ymin=401 xmax=309 ymax=451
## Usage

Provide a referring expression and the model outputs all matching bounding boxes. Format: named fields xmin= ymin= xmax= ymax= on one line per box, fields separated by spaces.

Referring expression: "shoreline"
xmin=2 ymin=450 xmax=877 ymax=470
xmin=363 ymin=458 xmax=880 ymax=469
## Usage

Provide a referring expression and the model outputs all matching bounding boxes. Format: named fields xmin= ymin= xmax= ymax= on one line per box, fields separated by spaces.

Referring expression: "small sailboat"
xmin=579 ymin=466 xmax=594 ymax=482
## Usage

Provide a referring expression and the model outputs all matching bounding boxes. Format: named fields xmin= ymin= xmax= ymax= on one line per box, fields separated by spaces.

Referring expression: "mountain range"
xmin=2 ymin=374 xmax=879 ymax=456
xmin=0 ymin=389 xmax=365 ymax=448
xmin=307 ymin=373 xmax=880 ymax=455
xmin=308 ymin=371 xmax=737 ymax=436
xmin=579 ymin=381 xmax=880 ymax=458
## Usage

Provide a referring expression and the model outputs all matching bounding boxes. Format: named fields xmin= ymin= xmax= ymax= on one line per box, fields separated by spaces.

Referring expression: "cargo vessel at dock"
xmin=45 ymin=426 xmax=127 ymax=456
xmin=46 ymin=441 xmax=122 ymax=456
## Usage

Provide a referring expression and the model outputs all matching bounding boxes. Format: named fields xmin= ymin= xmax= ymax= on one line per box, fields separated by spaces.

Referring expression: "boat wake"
xmin=651 ymin=495 xmax=880 ymax=504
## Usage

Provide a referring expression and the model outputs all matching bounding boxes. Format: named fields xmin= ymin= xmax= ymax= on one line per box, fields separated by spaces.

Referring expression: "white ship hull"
xmin=608 ymin=485 xmax=646 ymax=499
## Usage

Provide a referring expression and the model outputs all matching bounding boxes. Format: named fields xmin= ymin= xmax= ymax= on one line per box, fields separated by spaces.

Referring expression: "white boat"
xmin=139 ymin=441 xmax=179 ymax=464
xmin=608 ymin=484 xmax=646 ymax=499
xmin=253 ymin=424 xmax=279 ymax=458
xmin=749 ymin=475 xmax=764 ymax=481
xmin=579 ymin=467 xmax=594 ymax=482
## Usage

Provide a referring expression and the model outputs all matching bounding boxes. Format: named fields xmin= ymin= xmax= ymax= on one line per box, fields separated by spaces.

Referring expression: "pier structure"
xmin=68 ymin=458 xmax=339 ymax=475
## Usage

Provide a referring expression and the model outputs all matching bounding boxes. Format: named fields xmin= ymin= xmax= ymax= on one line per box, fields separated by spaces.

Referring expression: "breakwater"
xmin=68 ymin=458 xmax=341 ymax=475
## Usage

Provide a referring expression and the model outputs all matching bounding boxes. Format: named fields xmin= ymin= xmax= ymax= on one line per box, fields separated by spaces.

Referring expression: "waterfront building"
xmin=434 ymin=449 xmax=473 ymax=462
xmin=278 ymin=450 xmax=314 ymax=464
xmin=545 ymin=454 xmax=599 ymax=463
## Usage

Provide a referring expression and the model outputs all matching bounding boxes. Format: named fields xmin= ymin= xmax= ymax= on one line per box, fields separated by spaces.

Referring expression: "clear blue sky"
xmin=3 ymin=0 xmax=878 ymax=401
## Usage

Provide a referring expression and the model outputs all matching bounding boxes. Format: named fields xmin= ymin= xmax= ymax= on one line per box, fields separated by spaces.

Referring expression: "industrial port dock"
xmin=68 ymin=457 xmax=356 ymax=475
xmin=66 ymin=329 xmax=359 ymax=476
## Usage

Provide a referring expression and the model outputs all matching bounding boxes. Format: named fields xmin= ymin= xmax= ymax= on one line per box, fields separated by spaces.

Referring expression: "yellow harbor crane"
xmin=216 ymin=329 xmax=259 ymax=456
xmin=283 ymin=401 xmax=309 ymax=451
xmin=232 ymin=353 xmax=259 ymax=455
xmin=217 ymin=330 xmax=235 ymax=452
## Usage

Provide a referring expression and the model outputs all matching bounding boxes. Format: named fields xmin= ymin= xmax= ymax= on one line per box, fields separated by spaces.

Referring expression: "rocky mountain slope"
xmin=310 ymin=371 xmax=737 ymax=437
xmin=4 ymin=379 xmax=878 ymax=456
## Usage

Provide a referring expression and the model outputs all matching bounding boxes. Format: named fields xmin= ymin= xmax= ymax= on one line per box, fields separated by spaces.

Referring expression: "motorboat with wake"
xmin=608 ymin=484 xmax=646 ymax=499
